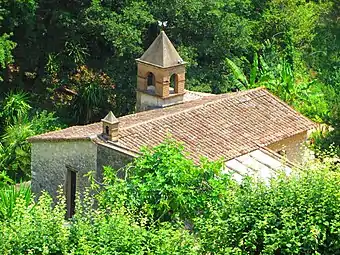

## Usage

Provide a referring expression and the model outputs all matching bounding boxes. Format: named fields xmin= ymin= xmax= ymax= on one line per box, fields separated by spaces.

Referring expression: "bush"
xmin=0 ymin=182 xmax=32 ymax=220
xmin=309 ymin=128 xmax=340 ymax=159
xmin=1 ymin=141 xmax=340 ymax=254
xmin=70 ymin=191 xmax=199 ymax=254
xmin=0 ymin=191 xmax=69 ymax=255
xmin=0 ymin=92 xmax=65 ymax=181
xmin=94 ymin=140 xmax=231 ymax=224
xmin=0 ymin=185 xmax=199 ymax=255
xmin=93 ymin=141 xmax=340 ymax=254
xmin=196 ymin=168 xmax=340 ymax=254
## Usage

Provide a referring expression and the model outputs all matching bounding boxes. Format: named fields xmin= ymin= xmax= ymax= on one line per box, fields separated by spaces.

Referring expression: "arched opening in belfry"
xmin=146 ymin=72 xmax=156 ymax=92
xmin=170 ymin=74 xmax=178 ymax=94
xmin=105 ymin=126 xmax=110 ymax=136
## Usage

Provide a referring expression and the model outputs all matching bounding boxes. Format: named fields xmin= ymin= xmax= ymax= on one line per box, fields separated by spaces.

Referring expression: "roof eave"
xmin=135 ymin=58 xmax=187 ymax=69
xmin=27 ymin=136 xmax=93 ymax=143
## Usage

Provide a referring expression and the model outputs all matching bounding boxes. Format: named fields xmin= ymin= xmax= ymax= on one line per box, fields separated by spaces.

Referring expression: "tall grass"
xmin=0 ymin=183 xmax=32 ymax=220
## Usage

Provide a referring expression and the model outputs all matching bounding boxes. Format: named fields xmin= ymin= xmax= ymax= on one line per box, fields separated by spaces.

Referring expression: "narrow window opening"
xmin=66 ymin=167 xmax=77 ymax=218
xmin=147 ymin=72 xmax=155 ymax=86
xmin=170 ymin=74 xmax=178 ymax=94
xmin=146 ymin=72 xmax=156 ymax=93
xmin=105 ymin=126 xmax=110 ymax=135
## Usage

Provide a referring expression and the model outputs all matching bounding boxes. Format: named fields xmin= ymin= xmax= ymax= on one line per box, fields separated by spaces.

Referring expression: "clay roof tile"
xmin=28 ymin=88 xmax=316 ymax=162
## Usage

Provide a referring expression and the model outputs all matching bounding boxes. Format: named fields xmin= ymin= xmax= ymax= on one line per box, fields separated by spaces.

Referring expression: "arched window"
xmin=105 ymin=126 xmax=110 ymax=135
xmin=147 ymin=72 xmax=155 ymax=87
xmin=146 ymin=72 xmax=156 ymax=93
xmin=170 ymin=74 xmax=178 ymax=94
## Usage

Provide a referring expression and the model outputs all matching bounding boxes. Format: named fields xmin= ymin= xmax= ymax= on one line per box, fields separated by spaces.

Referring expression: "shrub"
xmin=1 ymin=141 xmax=340 ymax=254
xmin=196 ymin=168 xmax=340 ymax=254
xmin=0 ymin=92 xmax=65 ymax=181
xmin=69 ymin=191 xmax=199 ymax=254
xmin=92 ymin=140 xmax=340 ymax=254
xmin=95 ymin=140 xmax=232 ymax=224
xmin=0 ymin=191 xmax=69 ymax=255
xmin=0 ymin=183 xmax=32 ymax=220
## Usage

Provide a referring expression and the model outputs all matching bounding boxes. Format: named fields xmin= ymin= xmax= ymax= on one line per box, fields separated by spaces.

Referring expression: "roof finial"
xmin=101 ymin=111 xmax=119 ymax=142
xmin=102 ymin=111 xmax=119 ymax=124
xmin=157 ymin=20 xmax=168 ymax=31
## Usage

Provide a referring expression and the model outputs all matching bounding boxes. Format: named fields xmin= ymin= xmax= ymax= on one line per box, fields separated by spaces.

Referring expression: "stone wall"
xmin=31 ymin=140 xmax=98 ymax=199
xmin=266 ymin=131 xmax=308 ymax=163
xmin=30 ymin=130 xmax=309 ymax=202
xmin=136 ymin=90 xmax=185 ymax=112
xmin=96 ymin=144 xmax=134 ymax=180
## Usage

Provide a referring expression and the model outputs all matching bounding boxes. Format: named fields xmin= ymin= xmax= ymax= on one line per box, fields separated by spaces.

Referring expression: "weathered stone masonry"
xmin=31 ymin=140 xmax=97 ymax=199
xmin=31 ymin=140 xmax=134 ymax=200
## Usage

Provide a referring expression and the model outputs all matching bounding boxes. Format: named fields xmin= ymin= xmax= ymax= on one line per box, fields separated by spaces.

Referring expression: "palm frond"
xmin=225 ymin=58 xmax=249 ymax=87
xmin=249 ymin=52 xmax=259 ymax=87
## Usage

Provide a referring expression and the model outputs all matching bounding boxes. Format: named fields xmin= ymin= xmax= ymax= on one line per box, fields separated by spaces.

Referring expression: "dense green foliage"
xmin=0 ymin=0 xmax=339 ymax=183
xmin=0 ymin=92 xmax=63 ymax=181
xmin=1 ymin=141 xmax=340 ymax=254
xmin=0 ymin=2 xmax=339 ymax=252
xmin=96 ymin=141 xmax=228 ymax=223
xmin=0 ymin=182 xmax=32 ymax=220
xmin=0 ymin=0 xmax=339 ymax=124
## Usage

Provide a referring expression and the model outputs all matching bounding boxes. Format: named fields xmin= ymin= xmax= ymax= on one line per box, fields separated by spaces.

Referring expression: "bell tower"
xmin=136 ymin=31 xmax=186 ymax=112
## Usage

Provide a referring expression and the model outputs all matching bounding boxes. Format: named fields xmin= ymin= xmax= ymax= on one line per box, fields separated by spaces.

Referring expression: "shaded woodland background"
xmin=0 ymin=0 xmax=340 ymax=180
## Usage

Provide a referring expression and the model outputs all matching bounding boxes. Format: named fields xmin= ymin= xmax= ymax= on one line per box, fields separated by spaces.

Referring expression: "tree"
xmin=94 ymin=139 xmax=231 ymax=224
xmin=310 ymin=0 xmax=340 ymax=128
xmin=1 ymin=140 xmax=340 ymax=254
xmin=0 ymin=92 xmax=63 ymax=181
xmin=0 ymin=34 xmax=16 ymax=81
xmin=0 ymin=0 xmax=36 ymax=85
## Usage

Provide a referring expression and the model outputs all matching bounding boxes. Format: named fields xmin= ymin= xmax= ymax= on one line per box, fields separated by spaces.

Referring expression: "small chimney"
xmin=101 ymin=111 xmax=119 ymax=141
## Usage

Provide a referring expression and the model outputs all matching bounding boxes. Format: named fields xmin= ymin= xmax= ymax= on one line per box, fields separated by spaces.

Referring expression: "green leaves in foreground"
xmin=97 ymin=140 xmax=232 ymax=224
xmin=94 ymin=141 xmax=340 ymax=254
xmin=0 ymin=187 xmax=199 ymax=255
xmin=196 ymin=166 xmax=340 ymax=254
xmin=0 ymin=183 xmax=32 ymax=220
xmin=0 ymin=191 xmax=69 ymax=255
xmin=1 ymin=140 xmax=340 ymax=254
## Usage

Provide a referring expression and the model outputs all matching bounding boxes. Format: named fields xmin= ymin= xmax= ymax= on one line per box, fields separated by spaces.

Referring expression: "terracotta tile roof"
xmin=27 ymin=122 xmax=101 ymax=142
xmin=28 ymin=88 xmax=315 ymax=162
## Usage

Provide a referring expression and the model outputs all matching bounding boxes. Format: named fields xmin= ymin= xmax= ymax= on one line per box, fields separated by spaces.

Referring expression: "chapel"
xmin=28 ymin=31 xmax=315 ymax=217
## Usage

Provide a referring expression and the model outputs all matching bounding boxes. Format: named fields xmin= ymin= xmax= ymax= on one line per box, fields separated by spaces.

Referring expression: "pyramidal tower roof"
xmin=102 ymin=111 xmax=119 ymax=124
xmin=137 ymin=31 xmax=185 ymax=68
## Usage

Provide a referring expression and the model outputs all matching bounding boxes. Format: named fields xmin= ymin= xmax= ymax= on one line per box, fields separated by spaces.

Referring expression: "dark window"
xmin=66 ymin=167 xmax=77 ymax=218
xmin=147 ymin=72 xmax=155 ymax=86
xmin=105 ymin=126 xmax=110 ymax=135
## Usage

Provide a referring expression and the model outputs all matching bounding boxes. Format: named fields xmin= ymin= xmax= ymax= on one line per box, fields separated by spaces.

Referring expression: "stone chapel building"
xmin=28 ymin=31 xmax=315 ymax=217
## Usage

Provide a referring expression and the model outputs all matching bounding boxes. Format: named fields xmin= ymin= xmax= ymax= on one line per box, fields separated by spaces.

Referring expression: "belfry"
xmin=135 ymin=31 xmax=187 ymax=111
